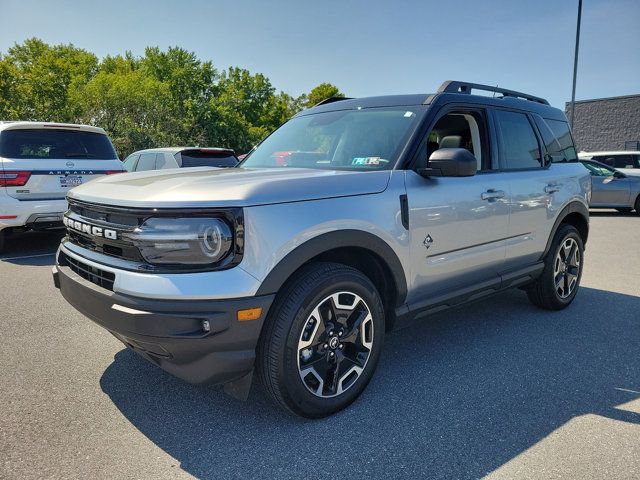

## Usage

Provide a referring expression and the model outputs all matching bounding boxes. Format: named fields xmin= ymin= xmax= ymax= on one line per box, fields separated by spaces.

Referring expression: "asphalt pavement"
xmin=1 ymin=212 xmax=639 ymax=479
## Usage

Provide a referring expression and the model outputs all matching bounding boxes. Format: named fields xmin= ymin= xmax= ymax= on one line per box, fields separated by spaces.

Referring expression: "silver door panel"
xmin=404 ymin=170 xmax=509 ymax=303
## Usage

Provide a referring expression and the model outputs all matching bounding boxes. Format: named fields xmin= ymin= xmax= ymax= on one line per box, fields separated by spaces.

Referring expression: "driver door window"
xmin=424 ymin=111 xmax=486 ymax=171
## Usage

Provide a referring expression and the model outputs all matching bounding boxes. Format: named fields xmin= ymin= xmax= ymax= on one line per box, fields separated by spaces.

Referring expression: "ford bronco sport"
xmin=53 ymin=81 xmax=590 ymax=418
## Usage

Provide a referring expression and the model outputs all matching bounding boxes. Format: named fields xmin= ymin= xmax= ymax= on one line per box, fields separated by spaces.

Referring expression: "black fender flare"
xmin=542 ymin=201 xmax=589 ymax=258
xmin=255 ymin=229 xmax=408 ymax=306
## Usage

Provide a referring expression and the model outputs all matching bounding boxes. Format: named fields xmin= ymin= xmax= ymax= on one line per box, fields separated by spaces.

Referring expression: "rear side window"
xmin=136 ymin=153 xmax=157 ymax=171
xmin=494 ymin=110 xmax=542 ymax=169
xmin=180 ymin=150 xmax=237 ymax=168
xmin=155 ymin=153 xmax=167 ymax=169
xmin=0 ymin=128 xmax=117 ymax=160
xmin=534 ymin=117 xmax=577 ymax=162
xmin=592 ymin=154 xmax=639 ymax=169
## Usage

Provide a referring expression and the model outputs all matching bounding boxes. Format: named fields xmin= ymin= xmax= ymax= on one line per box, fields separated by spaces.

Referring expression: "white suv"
xmin=0 ymin=122 xmax=123 ymax=252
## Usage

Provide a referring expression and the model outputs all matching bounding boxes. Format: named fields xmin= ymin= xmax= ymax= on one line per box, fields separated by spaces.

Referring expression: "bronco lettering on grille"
xmin=63 ymin=215 xmax=117 ymax=240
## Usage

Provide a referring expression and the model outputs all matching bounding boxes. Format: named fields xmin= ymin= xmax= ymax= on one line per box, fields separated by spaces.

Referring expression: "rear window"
xmin=534 ymin=118 xmax=577 ymax=162
xmin=180 ymin=150 xmax=237 ymax=168
xmin=0 ymin=128 xmax=118 ymax=160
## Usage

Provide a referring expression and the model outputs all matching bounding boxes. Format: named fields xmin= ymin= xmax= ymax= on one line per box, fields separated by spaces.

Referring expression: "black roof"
xmin=298 ymin=80 xmax=567 ymax=121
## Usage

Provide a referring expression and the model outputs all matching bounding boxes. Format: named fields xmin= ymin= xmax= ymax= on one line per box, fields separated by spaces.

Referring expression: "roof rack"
xmin=437 ymin=80 xmax=549 ymax=105
xmin=313 ymin=96 xmax=353 ymax=107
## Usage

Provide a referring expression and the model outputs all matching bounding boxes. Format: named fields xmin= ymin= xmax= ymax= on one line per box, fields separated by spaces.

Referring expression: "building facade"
xmin=565 ymin=94 xmax=640 ymax=152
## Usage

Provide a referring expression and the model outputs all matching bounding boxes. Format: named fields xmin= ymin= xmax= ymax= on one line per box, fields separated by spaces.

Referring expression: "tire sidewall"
xmin=277 ymin=268 xmax=385 ymax=417
xmin=548 ymin=225 xmax=584 ymax=307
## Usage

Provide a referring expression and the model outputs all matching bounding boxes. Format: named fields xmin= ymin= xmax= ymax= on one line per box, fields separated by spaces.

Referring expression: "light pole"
xmin=569 ymin=0 xmax=583 ymax=129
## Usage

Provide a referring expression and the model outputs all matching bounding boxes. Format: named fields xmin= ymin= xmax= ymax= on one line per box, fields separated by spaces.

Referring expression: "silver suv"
xmin=53 ymin=81 xmax=591 ymax=418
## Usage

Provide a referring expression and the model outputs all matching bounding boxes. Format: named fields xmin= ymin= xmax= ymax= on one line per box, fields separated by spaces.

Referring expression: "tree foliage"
xmin=0 ymin=38 xmax=344 ymax=157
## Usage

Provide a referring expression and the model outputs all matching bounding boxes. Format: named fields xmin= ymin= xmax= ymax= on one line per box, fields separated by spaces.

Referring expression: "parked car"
xmin=0 ymin=121 xmax=123 ymax=252
xmin=122 ymin=147 xmax=238 ymax=172
xmin=53 ymin=80 xmax=590 ymax=418
xmin=578 ymin=151 xmax=640 ymax=176
xmin=580 ymin=159 xmax=640 ymax=213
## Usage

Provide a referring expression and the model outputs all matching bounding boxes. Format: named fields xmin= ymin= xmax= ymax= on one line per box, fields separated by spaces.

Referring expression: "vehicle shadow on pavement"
xmin=589 ymin=210 xmax=639 ymax=217
xmin=100 ymin=287 xmax=640 ymax=480
xmin=0 ymin=230 xmax=62 ymax=265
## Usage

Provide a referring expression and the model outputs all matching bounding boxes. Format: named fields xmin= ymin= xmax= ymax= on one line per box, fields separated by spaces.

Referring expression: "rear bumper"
xmin=53 ymin=262 xmax=275 ymax=385
xmin=0 ymin=195 xmax=66 ymax=230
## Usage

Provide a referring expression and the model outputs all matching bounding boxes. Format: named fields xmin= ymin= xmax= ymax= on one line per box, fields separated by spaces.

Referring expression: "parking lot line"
xmin=1 ymin=252 xmax=56 ymax=261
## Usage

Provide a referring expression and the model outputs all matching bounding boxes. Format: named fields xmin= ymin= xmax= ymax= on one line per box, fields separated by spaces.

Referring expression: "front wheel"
xmin=0 ymin=229 xmax=7 ymax=254
xmin=526 ymin=224 xmax=584 ymax=310
xmin=257 ymin=262 xmax=385 ymax=418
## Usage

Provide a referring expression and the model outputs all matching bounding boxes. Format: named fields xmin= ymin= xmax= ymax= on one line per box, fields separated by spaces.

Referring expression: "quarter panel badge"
xmin=423 ymin=235 xmax=434 ymax=249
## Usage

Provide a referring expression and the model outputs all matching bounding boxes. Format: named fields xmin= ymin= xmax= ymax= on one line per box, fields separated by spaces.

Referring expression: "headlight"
xmin=124 ymin=217 xmax=234 ymax=266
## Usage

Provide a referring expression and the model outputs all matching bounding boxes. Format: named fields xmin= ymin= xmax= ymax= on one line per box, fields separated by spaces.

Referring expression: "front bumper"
xmin=53 ymin=261 xmax=275 ymax=385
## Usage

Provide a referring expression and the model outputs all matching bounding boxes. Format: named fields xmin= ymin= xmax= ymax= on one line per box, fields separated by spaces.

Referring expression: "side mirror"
xmin=418 ymin=148 xmax=477 ymax=177
xmin=613 ymin=170 xmax=625 ymax=179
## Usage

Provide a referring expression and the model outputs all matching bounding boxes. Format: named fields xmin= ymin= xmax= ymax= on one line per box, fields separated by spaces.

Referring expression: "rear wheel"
xmin=257 ymin=262 xmax=385 ymax=418
xmin=635 ymin=195 xmax=640 ymax=215
xmin=526 ymin=224 xmax=584 ymax=310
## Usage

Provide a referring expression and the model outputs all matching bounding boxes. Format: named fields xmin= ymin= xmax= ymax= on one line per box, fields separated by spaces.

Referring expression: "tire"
xmin=257 ymin=262 xmax=385 ymax=418
xmin=0 ymin=229 xmax=6 ymax=254
xmin=526 ymin=224 xmax=584 ymax=310
xmin=635 ymin=195 xmax=640 ymax=215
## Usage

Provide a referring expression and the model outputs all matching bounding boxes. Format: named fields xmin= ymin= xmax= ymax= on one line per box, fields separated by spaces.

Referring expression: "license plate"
xmin=60 ymin=175 xmax=83 ymax=188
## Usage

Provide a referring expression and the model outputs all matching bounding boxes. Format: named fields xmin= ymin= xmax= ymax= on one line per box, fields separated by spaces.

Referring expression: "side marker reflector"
xmin=237 ymin=307 xmax=262 ymax=321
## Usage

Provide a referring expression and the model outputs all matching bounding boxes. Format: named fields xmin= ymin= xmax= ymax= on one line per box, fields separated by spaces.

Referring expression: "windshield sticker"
xmin=404 ymin=111 xmax=415 ymax=118
xmin=352 ymin=157 xmax=381 ymax=166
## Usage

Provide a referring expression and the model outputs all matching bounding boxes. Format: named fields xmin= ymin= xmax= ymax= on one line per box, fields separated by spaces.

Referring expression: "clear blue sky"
xmin=1 ymin=0 xmax=638 ymax=109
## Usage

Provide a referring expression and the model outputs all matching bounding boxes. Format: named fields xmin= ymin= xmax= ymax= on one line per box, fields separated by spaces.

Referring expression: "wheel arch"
xmin=255 ymin=230 xmax=408 ymax=330
xmin=542 ymin=201 xmax=589 ymax=258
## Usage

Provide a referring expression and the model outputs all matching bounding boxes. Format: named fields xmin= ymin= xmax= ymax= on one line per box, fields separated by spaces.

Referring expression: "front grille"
xmin=64 ymin=199 xmax=244 ymax=273
xmin=60 ymin=251 xmax=115 ymax=291
xmin=66 ymin=199 xmax=145 ymax=263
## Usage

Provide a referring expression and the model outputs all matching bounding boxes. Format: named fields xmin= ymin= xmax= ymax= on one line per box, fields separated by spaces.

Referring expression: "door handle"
xmin=544 ymin=184 xmax=560 ymax=194
xmin=481 ymin=189 xmax=506 ymax=201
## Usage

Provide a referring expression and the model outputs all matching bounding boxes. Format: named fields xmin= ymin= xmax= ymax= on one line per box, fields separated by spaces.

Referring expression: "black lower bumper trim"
xmin=54 ymin=263 xmax=274 ymax=385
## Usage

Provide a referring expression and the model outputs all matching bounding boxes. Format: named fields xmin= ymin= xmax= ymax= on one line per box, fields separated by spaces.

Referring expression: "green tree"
xmin=305 ymin=82 xmax=344 ymax=107
xmin=72 ymin=68 xmax=178 ymax=155
xmin=1 ymin=38 xmax=98 ymax=121
xmin=0 ymin=39 xmax=345 ymax=158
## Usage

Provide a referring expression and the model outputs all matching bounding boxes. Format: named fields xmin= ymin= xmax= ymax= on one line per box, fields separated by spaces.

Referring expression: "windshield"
xmin=240 ymin=107 xmax=421 ymax=170
xmin=0 ymin=128 xmax=118 ymax=160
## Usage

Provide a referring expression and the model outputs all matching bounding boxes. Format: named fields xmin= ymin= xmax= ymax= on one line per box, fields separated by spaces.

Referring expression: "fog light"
xmin=237 ymin=307 xmax=262 ymax=322
xmin=202 ymin=320 xmax=211 ymax=332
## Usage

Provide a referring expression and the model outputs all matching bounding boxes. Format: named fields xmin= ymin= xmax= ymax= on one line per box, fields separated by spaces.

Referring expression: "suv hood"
xmin=67 ymin=167 xmax=392 ymax=208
